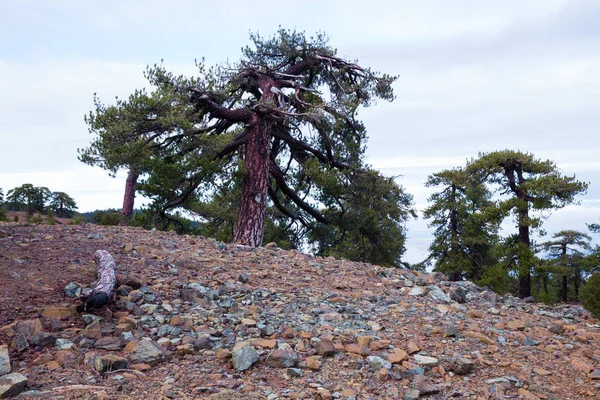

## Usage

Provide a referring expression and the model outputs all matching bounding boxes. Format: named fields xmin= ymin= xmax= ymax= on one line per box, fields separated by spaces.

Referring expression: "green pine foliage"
xmin=581 ymin=273 xmax=600 ymax=319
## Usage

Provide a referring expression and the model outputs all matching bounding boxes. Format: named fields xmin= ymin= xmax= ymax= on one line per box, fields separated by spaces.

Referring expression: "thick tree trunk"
xmin=517 ymin=205 xmax=532 ymax=298
xmin=560 ymin=244 xmax=568 ymax=302
xmin=121 ymin=171 xmax=139 ymax=220
xmin=561 ymin=275 xmax=568 ymax=302
xmin=232 ymin=117 xmax=271 ymax=247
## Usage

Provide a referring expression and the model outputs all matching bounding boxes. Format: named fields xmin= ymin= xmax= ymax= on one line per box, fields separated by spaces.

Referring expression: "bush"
xmin=47 ymin=210 xmax=56 ymax=225
xmin=0 ymin=207 xmax=7 ymax=222
xmin=69 ymin=215 xmax=87 ymax=225
xmin=581 ymin=273 xmax=600 ymax=319
xmin=89 ymin=209 xmax=122 ymax=226
xmin=13 ymin=215 xmax=19 ymax=222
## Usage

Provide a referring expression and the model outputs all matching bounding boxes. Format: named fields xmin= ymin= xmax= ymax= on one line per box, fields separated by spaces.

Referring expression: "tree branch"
xmin=189 ymin=87 xmax=253 ymax=123
xmin=269 ymin=161 xmax=329 ymax=224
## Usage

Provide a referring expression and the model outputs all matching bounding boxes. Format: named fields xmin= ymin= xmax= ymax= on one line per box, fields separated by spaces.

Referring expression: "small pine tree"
xmin=581 ymin=273 xmax=600 ymax=319
xmin=47 ymin=209 xmax=56 ymax=225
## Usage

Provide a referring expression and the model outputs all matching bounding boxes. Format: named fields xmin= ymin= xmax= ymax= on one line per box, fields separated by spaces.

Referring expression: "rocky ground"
xmin=0 ymin=223 xmax=599 ymax=399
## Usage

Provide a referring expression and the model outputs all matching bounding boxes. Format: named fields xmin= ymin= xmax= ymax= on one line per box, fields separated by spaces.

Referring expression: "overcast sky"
xmin=1 ymin=0 xmax=599 ymax=262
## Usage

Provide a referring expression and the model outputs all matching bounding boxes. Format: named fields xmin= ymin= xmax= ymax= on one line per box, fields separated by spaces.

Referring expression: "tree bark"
xmin=232 ymin=116 xmax=271 ymax=247
xmin=78 ymin=250 xmax=116 ymax=312
xmin=517 ymin=204 xmax=532 ymax=298
xmin=121 ymin=171 xmax=139 ymax=220
xmin=560 ymin=244 xmax=568 ymax=302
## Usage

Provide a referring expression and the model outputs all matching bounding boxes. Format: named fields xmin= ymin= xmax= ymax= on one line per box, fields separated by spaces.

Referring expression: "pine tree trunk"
xmin=517 ymin=205 xmax=532 ymax=298
xmin=561 ymin=275 xmax=568 ymax=302
xmin=232 ymin=117 xmax=270 ymax=247
xmin=121 ymin=171 xmax=139 ymax=220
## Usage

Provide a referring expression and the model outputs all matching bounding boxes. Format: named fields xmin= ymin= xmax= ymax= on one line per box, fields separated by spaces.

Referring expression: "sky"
xmin=1 ymin=0 xmax=599 ymax=263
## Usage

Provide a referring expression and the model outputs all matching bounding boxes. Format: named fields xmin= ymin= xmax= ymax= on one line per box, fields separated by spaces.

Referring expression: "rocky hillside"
xmin=0 ymin=224 xmax=599 ymax=399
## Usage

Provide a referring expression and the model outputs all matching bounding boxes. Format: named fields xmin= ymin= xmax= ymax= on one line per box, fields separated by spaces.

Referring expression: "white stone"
xmin=413 ymin=354 xmax=439 ymax=368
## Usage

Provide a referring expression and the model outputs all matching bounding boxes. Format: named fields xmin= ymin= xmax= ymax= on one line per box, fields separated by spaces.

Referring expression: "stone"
xmin=231 ymin=342 xmax=259 ymax=372
xmin=265 ymin=348 xmax=298 ymax=368
xmin=406 ymin=341 xmax=420 ymax=354
xmin=129 ymin=338 xmax=170 ymax=366
xmin=305 ymin=356 xmax=321 ymax=370
xmin=449 ymin=354 xmax=474 ymax=375
xmin=388 ymin=348 xmax=409 ymax=364
xmin=12 ymin=335 xmax=28 ymax=352
xmin=449 ymin=286 xmax=468 ymax=303
xmin=64 ymin=282 xmax=82 ymax=298
xmin=287 ymin=368 xmax=303 ymax=377
xmin=238 ymin=273 xmax=249 ymax=283
xmin=413 ymin=354 xmax=438 ymax=368
xmin=54 ymin=350 xmax=79 ymax=367
xmin=589 ymin=370 xmax=600 ymax=380
xmin=463 ymin=331 xmax=494 ymax=345
xmin=94 ymin=337 xmax=122 ymax=351
xmin=0 ymin=373 xmax=28 ymax=398
xmin=445 ymin=325 xmax=459 ymax=337
xmin=31 ymin=333 xmax=57 ymax=347
xmin=367 ymin=355 xmax=392 ymax=370
xmin=408 ymin=287 xmax=426 ymax=296
xmin=94 ymin=355 xmax=129 ymax=372
xmin=428 ymin=285 xmax=451 ymax=303
xmin=404 ymin=388 xmax=420 ymax=400
xmin=518 ymin=388 xmax=541 ymax=400
xmin=0 ymin=346 xmax=10 ymax=376
xmin=507 ymin=320 xmax=526 ymax=331
xmin=315 ymin=339 xmax=336 ymax=357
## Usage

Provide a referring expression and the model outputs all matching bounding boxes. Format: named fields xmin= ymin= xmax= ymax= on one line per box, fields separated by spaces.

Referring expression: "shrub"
xmin=69 ymin=215 xmax=87 ymax=225
xmin=98 ymin=211 xmax=122 ymax=226
xmin=581 ymin=273 xmax=600 ymax=319
xmin=13 ymin=215 xmax=19 ymax=222
xmin=47 ymin=210 xmax=56 ymax=225
xmin=0 ymin=207 xmax=7 ymax=222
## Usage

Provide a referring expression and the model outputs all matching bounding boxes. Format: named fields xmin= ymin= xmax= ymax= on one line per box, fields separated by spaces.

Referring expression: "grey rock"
xmin=408 ymin=287 xmax=426 ymax=296
xmin=286 ymin=368 xmax=303 ymax=377
xmin=12 ymin=335 xmax=28 ymax=352
xmin=413 ymin=354 xmax=438 ymax=368
xmin=81 ymin=314 xmax=103 ymax=325
xmin=129 ymin=338 xmax=170 ymax=366
xmin=427 ymin=285 xmax=451 ymax=303
xmin=64 ymin=282 xmax=82 ymax=298
xmin=449 ymin=354 xmax=475 ymax=375
xmin=194 ymin=335 xmax=212 ymax=350
xmin=0 ymin=346 xmax=10 ymax=376
xmin=0 ymin=373 xmax=28 ymax=398
xmin=445 ymin=325 xmax=459 ymax=337
xmin=94 ymin=337 xmax=122 ymax=351
xmin=55 ymin=338 xmax=75 ymax=350
xmin=238 ymin=273 xmax=249 ymax=283
xmin=449 ymin=287 xmax=468 ymax=304
xmin=265 ymin=349 xmax=299 ymax=368
xmin=366 ymin=355 xmax=392 ymax=370
xmin=231 ymin=343 xmax=259 ymax=372
xmin=31 ymin=333 xmax=57 ymax=347
xmin=523 ymin=296 xmax=536 ymax=303
xmin=404 ymin=388 xmax=420 ymax=400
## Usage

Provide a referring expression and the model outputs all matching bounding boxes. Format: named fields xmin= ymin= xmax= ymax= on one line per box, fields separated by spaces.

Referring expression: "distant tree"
xmin=580 ymin=273 xmax=600 ymax=319
xmin=6 ymin=184 xmax=51 ymax=216
xmin=423 ymin=168 xmax=500 ymax=280
xmin=82 ymin=29 xmax=396 ymax=248
xmin=541 ymin=230 xmax=592 ymax=302
xmin=79 ymin=81 xmax=197 ymax=219
xmin=48 ymin=191 xmax=79 ymax=218
xmin=467 ymin=150 xmax=588 ymax=298
xmin=588 ymin=221 xmax=600 ymax=234
xmin=0 ymin=188 xmax=7 ymax=222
